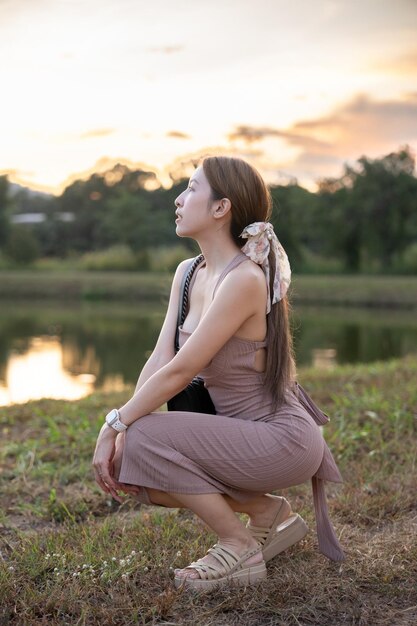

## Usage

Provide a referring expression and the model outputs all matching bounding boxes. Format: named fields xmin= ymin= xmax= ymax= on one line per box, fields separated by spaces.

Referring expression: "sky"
xmin=1 ymin=0 xmax=416 ymax=194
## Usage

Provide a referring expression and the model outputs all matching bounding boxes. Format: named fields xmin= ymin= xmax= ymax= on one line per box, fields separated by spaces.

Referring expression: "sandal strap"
xmin=188 ymin=561 xmax=224 ymax=581
xmin=207 ymin=544 xmax=240 ymax=570
xmin=246 ymin=525 xmax=269 ymax=545
xmin=180 ymin=543 xmax=262 ymax=582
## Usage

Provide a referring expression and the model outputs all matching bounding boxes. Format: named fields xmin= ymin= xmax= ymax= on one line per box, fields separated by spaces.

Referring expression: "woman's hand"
xmin=111 ymin=432 xmax=141 ymax=498
xmin=93 ymin=425 xmax=141 ymax=502
xmin=92 ymin=424 xmax=124 ymax=503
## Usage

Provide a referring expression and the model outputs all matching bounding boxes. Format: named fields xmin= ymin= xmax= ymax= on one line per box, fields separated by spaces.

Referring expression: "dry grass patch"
xmin=1 ymin=356 xmax=416 ymax=625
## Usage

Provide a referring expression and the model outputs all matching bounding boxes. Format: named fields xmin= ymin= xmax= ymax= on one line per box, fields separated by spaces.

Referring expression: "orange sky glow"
xmin=1 ymin=0 xmax=416 ymax=194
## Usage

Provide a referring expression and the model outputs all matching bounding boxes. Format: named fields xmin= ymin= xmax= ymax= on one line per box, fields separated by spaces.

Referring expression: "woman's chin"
xmin=176 ymin=225 xmax=191 ymax=238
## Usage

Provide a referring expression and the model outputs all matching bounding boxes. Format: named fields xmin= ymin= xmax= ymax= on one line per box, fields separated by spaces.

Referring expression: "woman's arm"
xmin=118 ymin=262 xmax=266 ymax=425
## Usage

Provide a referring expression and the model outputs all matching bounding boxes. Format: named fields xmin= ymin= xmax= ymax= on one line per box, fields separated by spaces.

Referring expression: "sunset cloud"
xmin=370 ymin=49 xmax=417 ymax=75
xmin=80 ymin=129 xmax=116 ymax=140
xmin=1 ymin=0 xmax=416 ymax=194
xmin=293 ymin=93 xmax=417 ymax=152
xmin=228 ymin=127 xmax=331 ymax=151
xmin=166 ymin=131 xmax=191 ymax=140
xmin=227 ymin=93 xmax=417 ymax=184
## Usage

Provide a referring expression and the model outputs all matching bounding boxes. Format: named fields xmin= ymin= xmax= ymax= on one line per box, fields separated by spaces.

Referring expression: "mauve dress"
xmin=119 ymin=254 xmax=344 ymax=561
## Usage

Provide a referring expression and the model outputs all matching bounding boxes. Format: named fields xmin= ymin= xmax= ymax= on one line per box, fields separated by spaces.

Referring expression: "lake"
xmin=1 ymin=300 xmax=417 ymax=405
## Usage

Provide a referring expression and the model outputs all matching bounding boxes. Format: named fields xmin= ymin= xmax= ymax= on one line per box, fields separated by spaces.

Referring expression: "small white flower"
xmin=176 ymin=551 xmax=182 ymax=557
xmin=130 ymin=550 xmax=136 ymax=556
xmin=121 ymin=573 xmax=128 ymax=580
xmin=8 ymin=566 xmax=14 ymax=571
xmin=45 ymin=554 xmax=50 ymax=559
xmin=119 ymin=559 xmax=126 ymax=566
xmin=144 ymin=566 xmax=149 ymax=572
xmin=111 ymin=557 xmax=117 ymax=562
xmin=102 ymin=561 xmax=108 ymax=566
xmin=54 ymin=567 xmax=58 ymax=572
xmin=82 ymin=564 xmax=88 ymax=569
xmin=72 ymin=573 xmax=77 ymax=578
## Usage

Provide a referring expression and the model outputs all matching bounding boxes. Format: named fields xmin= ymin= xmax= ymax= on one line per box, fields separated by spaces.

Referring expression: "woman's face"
xmin=174 ymin=166 xmax=216 ymax=238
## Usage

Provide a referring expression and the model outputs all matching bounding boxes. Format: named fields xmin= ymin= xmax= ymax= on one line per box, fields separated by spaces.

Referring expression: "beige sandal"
xmin=247 ymin=495 xmax=309 ymax=562
xmin=174 ymin=543 xmax=266 ymax=591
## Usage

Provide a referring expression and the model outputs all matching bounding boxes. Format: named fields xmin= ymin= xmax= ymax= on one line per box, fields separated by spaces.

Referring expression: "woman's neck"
xmin=196 ymin=235 xmax=242 ymax=276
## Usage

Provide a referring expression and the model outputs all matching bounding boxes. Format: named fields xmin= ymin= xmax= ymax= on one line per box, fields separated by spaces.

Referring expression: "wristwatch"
xmin=105 ymin=408 xmax=128 ymax=432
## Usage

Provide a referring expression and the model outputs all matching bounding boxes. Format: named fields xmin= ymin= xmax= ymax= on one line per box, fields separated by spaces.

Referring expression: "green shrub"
xmin=400 ymin=242 xmax=417 ymax=274
xmin=148 ymin=245 xmax=194 ymax=272
xmin=79 ymin=245 xmax=141 ymax=271
xmin=296 ymin=246 xmax=344 ymax=274
xmin=4 ymin=226 xmax=40 ymax=265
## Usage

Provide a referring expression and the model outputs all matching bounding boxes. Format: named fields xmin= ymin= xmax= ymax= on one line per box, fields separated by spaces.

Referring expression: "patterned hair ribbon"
xmin=240 ymin=221 xmax=291 ymax=313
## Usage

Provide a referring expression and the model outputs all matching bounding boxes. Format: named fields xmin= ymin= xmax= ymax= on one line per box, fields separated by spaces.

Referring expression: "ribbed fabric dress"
xmin=119 ymin=253 xmax=344 ymax=561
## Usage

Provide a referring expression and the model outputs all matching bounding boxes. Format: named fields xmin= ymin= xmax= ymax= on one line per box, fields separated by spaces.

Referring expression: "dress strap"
xmin=212 ymin=253 xmax=249 ymax=299
xmin=185 ymin=257 xmax=205 ymax=298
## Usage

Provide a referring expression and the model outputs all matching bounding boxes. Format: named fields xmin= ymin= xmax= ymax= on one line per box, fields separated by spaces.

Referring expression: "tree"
xmin=99 ymin=190 xmax=153 ymax=251
xmin=353 ymin=147 xmax=417 ymax=269
xmin=270 ymin=184 xmax=316 ymax=271
xmin=5 ymin=226 xmax=40 ymax=265
xmin=316 ymin=146 xmax=417 ymax=272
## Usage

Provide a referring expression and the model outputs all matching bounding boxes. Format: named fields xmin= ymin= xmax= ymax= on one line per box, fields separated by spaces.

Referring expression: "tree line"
xmin=0 ymin=146 xmax=416 ymax=273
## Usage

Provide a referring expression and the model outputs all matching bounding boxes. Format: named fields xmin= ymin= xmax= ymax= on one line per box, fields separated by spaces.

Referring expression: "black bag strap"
xmin=174 ymin=254 xmax=204 ymax=353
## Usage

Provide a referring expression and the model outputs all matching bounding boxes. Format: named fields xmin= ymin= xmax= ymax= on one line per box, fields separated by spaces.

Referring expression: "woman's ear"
xmin=213 ymin=198 xmax=231 ymax=219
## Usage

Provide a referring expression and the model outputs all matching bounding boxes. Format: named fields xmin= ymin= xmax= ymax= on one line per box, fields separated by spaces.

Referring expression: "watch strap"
xmin=105 ymin=408 xmax=127 ymax=432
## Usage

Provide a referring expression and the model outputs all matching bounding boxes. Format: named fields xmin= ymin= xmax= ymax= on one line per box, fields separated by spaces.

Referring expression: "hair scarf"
xmin=240 ymin=222 xmax=291 ymax=314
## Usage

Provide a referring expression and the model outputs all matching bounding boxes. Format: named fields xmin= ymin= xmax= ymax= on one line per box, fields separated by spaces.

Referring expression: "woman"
xmin=92 ymin=156 xmax=344 ymax=591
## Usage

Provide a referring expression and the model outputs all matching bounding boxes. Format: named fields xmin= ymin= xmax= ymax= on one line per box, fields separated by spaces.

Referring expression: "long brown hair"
xmin=202 ymin=156 xmax=296 ymax=405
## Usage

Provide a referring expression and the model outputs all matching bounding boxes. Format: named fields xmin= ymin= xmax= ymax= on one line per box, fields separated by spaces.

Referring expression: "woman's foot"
xmin=175 ymin=537 xmax=262 ymax=580
xmin=174 ymin=540 xmax=266 ymax=590
xmin=247 ymin=495 xmax=309 ymax=562
xmin=247 ymin=494 xmax=292 ymax=529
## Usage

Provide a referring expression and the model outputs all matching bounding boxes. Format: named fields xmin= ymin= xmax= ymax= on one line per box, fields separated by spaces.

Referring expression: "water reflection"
xmin=0 ymin=337 xmax=96 ymax=405
xmin=291 ymin=306 xmax=417 ymax=366
xmin=0 ymin=301 xmax=416 ymax=406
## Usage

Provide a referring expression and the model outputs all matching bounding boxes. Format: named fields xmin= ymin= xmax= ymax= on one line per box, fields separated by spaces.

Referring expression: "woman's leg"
xmin=147 ymin=488 xmax=290 ymax=530
xmin=146 ymin=489 xmax=293 ymax=580
xmin=168 ymin=492 xmax=261 ymax=579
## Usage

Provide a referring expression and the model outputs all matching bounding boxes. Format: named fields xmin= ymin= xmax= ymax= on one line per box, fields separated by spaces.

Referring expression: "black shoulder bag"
xmin=166 ymin=256 xmax=216 ymax=414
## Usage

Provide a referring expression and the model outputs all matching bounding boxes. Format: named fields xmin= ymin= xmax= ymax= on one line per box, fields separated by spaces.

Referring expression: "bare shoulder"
xmin=172 ymin=257 xmax=196 ymax=283
xmin=221 ymin=258 xmax=267 ymax=297
xmin=176 ymin=257 xmax=195 ymax=273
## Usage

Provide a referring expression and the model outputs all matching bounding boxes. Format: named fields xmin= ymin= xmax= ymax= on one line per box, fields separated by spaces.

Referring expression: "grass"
xmin=291 ymin=274 xmax=417 ymax=309
xmin=1 ymin=270 xmax=417 ymax=308
xmin=0 ymin=270 xmax=172 ymax=301
xmin=1 ymin=356 xmax=417 ymax=625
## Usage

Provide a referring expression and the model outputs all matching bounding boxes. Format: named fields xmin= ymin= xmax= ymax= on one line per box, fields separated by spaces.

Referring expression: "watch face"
xmin=107 ymin=409 xmax=118 ymax=425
